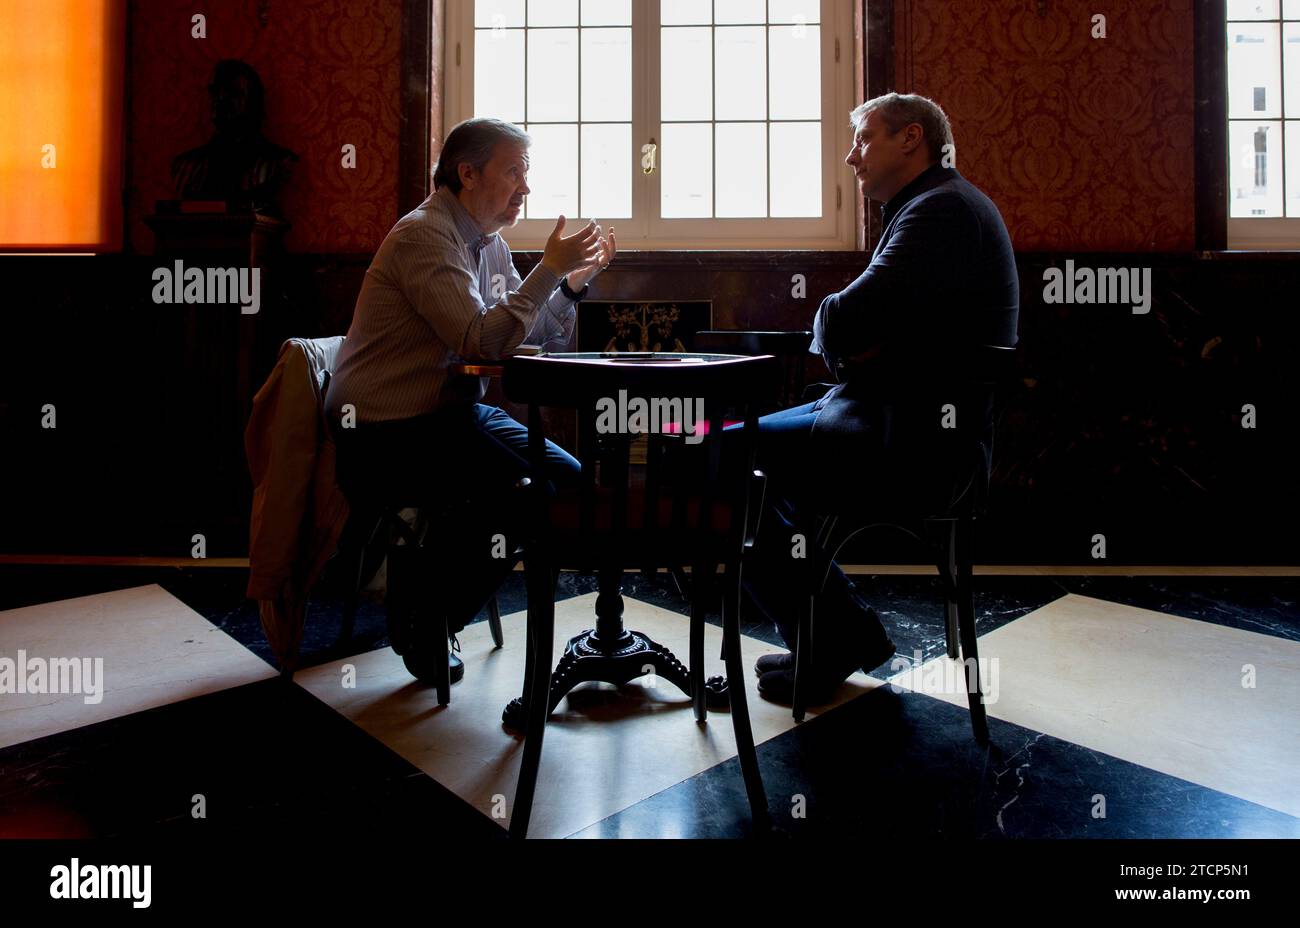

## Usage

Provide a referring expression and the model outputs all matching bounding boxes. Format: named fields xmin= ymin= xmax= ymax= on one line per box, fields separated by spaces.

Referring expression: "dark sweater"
xmin=809 ymin=161 xmax=1020 ymax=510
xmin=813 ymin=161 xmax=1019 ymax=377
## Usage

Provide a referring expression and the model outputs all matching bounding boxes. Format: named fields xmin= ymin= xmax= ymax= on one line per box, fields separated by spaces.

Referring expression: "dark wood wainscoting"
xmin=1 ymin=251 xmax=1296 ymax=565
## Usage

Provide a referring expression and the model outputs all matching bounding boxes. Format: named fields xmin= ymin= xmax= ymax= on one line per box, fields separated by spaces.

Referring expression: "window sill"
xmin=511 ymin=249 xmax=871 ymax=270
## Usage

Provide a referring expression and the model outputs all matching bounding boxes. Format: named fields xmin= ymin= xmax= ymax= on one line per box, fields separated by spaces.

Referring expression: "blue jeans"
xmin=726 ymin=401 xmax=887 ymax=656
xmin=335 ymin=404 xmax=581 ymax=631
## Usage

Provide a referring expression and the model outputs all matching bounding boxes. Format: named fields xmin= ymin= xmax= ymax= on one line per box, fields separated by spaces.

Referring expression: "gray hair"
xmin=850 ymin=93 xmax=953 ymax=164
xmin=433 ymin=117 xmax=531 ymax=193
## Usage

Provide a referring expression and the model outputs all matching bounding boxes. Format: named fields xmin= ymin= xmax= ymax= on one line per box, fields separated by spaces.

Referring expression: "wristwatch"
xmin=559 ymin=277 xmax=590 ymax=302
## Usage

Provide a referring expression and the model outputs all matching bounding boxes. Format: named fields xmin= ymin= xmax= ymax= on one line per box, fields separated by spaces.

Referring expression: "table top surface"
xmin=450 ymin=351 xmax=755 ymax=377
xmin=523 ymin=351 xmax=745 ymax=364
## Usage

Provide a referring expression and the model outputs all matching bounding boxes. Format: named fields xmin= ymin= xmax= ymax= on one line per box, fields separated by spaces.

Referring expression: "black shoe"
xmin=758 ymin=668 xmax=831 ymax=705
xmin=757 ymin=630 xmax=897 ymax=705
xmin=401 ymin=635 xmax=465 ymax=685
xmin=754 ymin=651 xmax=794 ymax=677
xmin=753 ymin=607 xmax=895 ymax=683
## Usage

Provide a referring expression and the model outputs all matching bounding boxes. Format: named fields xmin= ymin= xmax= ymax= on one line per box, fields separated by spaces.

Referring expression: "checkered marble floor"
xmin=2 ymin=566 xmax=1298 ymax=839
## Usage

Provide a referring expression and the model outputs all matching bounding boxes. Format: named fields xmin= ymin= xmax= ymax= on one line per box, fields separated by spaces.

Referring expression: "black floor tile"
xmin=574 ymin=686 xmax=1300 ymax=839
xmin=0 ymin=678 xmax=503 ymax=840
xmin=6 ymin=565 xmax=1298 ymax=843
xmin=1048 ymin=576 xmax=1300 ymax=642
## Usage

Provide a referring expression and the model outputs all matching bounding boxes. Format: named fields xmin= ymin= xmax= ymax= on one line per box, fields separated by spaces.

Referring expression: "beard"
xmin=496 ymin=201 xmax=524 ymax=227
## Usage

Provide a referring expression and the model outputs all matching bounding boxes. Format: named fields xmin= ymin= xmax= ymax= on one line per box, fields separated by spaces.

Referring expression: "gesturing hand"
xmin=565 ymin=223 xmax=616 ymax=291
xmin=540 ymin=216 xmax=602 ymax=279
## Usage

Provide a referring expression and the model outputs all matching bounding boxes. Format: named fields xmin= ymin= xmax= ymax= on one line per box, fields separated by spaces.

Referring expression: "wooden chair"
xmin=323 ymin=367 xmax=507 ymax=706
xmin=690 ymin=330 xmax=812 ymax=412
xmin=501 ymin=352 xmax=780 ymax=838
xmin=790 ymin=343 xmax=1018 ymax=743
xmin=651 ymin=330 xmax=811 ymax=597
xmin=331 ymin=500 xmax=507 ymax=704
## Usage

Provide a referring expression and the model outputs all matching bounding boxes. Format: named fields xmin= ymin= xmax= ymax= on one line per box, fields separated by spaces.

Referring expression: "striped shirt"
xmin=325 ymin=185 xmax=576 ymax=423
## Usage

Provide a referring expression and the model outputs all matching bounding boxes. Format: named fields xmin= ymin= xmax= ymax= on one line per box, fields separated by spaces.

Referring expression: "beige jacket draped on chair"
xmin=245 ymin=336 xmax=350 ymax=673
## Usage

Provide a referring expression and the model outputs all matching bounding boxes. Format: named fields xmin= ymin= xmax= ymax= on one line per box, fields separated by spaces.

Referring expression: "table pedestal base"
xmin=502 ymin=627 xmax=730 ymax=730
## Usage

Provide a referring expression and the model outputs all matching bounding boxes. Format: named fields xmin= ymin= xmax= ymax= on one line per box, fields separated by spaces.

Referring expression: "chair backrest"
xmin=951 ymin=342 xmax=1018 ymax=517
xmin=502 ymin=352 xmax=782 ymax=567
xmin=283 ymin=335 xmax=346 ymax=393
xmin=690 ymin=330 xmax=811 ymax=411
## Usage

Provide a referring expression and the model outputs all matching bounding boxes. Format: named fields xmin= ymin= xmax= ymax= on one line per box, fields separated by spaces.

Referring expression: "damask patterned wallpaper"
xmin=896 ymin=0 xmax=1195 ymax=251
xmin=127 ymin=0 xmax=1197 ymax=254
xmin=128 ymin=0 xmax=402 ymax=253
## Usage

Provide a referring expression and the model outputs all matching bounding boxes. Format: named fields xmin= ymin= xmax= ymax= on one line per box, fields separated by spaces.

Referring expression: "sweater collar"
xmin=881 ymin=161 xmax=958 ymax=227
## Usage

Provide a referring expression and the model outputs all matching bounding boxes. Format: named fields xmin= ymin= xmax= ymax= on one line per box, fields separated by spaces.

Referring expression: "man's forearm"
xmin=468 ymin=262 xmax=561 ymax=358
xmin=524 ymin=287 xmax=576 ymax=348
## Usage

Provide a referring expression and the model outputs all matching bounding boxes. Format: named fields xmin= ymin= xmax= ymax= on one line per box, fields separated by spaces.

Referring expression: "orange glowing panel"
xmin=0 ymin=0 xmax=125 ymax=251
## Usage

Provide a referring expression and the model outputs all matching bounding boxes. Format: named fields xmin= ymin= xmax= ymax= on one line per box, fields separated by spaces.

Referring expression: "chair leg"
xmin=338 ymin=517 xmax=380 ymax=647
xmin=670 ymin=565 xmax=691 ymax=600
xmin=487 ymin=595 xmax=504 ymax=649
xmin=510 ymin=560 xmax=556 ymax=839
xmin=689 ymin=561 xmax=708 ymax=722
xmin=955 ymin=516 xmax=989 ymax=745
xmin=940 ymin=519 xmax=960 ymax=660
xmin=424 ymin=531 xmax=453 ymax=706
xmin=723 ymin=562 xmax=771 ymax=832
xmin=340 ymin=594 xmax=359 ymax=647
xmin=792 ymin=576 xmax=815 ymax=724
xmin=793 ymin=519 xmax=834 ymax=723
xmin=433 ymin=611 xmax=451 ymax=707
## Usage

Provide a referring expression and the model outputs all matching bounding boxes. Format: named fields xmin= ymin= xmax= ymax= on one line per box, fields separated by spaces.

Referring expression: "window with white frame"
xmin=445 ymin=0 xmax=857 ymax=249
xmin=1226 ymin=0 xmax=1300 ymax=247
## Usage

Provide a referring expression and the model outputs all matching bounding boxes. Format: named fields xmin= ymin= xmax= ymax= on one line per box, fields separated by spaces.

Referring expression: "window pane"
xmin=1286 ymin=122 xmax=1300 ymax=216
xmin=1227 ymin=0 xmax=1279 ymax=18
xmin=662 ymin=27 xmax=712 ymax=120
xmin=475 ymin=0 xmax=525 ymax=28
xmin=714 ymin=0 xmax=765 ymax=24
xmin=769 ymin=0 xmax=821 ymax=24
xmin=1286 ymin=22 xmax=1300 ymax=117
xmin=581 ymin=27 xmax=631 ymax=121
xmin=581 ymin=123 xmax=632 ymax=217
xmin=528 ymin=28 xmax=578 ymax=121
xmin=1228 ymin=121 xmax=1284 ymax=216
xmin=769 ymin=25 xmax=820 ymax=119
xmin=770 ymin=122 xmax=821 ymax=217
xmin=715 ymin=123 xmax=767 ymax=216
xmin=1228 ymin=23 xmax=1281 ymax=117
xmin=475 ymin=29 xmax=525 ymax=121
xmin=525 ymin=123 xmax=578 ymax=218
xmin=581 ymin=0 xmax=630 ymax=26
xmin=529 ymin=0 xmax=578 ymax=26
xmin=661 ymin=0 xmax=709 ymax=25
xmin=662 ymin=123 xmax=713 ymax=217
xmin=1286 ymin=0 xmax=1300 ymax=18
xmin=716 ymin=27 xmax=766 ymax=120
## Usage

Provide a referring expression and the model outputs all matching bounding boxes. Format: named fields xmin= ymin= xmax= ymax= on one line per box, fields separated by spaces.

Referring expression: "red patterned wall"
xmin=896 ymin=0 xmax=1195 ymax=251
xmin=128 ymin=0 xmax=402 ymax=253
xmin=128 ymin=0 xmax=1197 ymax=254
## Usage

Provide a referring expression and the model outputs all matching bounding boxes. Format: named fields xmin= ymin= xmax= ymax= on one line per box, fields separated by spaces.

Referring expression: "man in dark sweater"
xmin=744 ymin=93 xmax=1020 ymax=704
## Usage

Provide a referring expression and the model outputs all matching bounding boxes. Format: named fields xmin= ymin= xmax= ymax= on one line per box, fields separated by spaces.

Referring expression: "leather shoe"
xmin=400 ymin=637 xmax=465 ymax=685
xmin=757 ymin=632 xmax=897 ymax=706
xmin=757 ymin=668 xmax=828 ymax=705
xmin=754 ymin=651 xmax=794 ymax=677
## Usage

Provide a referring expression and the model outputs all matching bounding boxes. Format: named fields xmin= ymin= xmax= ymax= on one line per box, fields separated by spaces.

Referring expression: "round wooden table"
xmin=494 ymin=351 xmax=760 ymax=727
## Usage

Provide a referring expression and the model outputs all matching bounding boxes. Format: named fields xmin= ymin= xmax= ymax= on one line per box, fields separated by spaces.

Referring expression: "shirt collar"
xmin=881 ymin=161 xmax=957 ymax=227
xmin=437 ymin=186 xmax=493 ymax=259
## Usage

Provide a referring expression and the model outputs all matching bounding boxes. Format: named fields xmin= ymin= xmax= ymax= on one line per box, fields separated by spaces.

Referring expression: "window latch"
xmin=641 ymin=138 xmax=657 ymax=175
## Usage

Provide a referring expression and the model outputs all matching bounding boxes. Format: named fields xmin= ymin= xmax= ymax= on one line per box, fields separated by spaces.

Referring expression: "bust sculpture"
xmin=170 ymin=59 xmax=297 ymax=214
